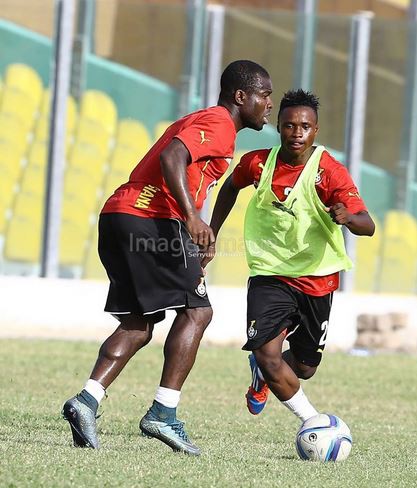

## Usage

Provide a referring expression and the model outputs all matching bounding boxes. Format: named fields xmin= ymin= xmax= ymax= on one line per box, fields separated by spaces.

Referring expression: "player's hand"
xmin=325 ymin=203 xmax=352 ymax=225
xmin=200 ymin=242 xmax=216 ymax=269
xmin=185 ymin=215 xmax=216 ymax=248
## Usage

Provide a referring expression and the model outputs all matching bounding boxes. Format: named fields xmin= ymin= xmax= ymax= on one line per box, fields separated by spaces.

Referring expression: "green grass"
xmin=0 ymin=339 xmax=416 ymax=487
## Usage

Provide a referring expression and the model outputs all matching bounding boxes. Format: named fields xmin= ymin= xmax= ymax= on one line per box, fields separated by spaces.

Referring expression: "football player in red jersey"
xmin=207 ymin=89 xmax=374 ymax=423
xmin=62 ymin=60 xmax=273 ymax=454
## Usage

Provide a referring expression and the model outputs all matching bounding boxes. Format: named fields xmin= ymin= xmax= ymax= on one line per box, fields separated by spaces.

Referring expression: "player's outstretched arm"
xmin=200 ymin=175 xmax=241 ymax=268
xmin=326 ymin=203 xmax=375 ymax=236
xmin=160 ymin=138 xmax=215 ymax=248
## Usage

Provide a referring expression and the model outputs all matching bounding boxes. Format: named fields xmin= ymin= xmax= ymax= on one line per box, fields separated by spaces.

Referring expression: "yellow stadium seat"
xmin=80 ymin=90 xmax=117 ymax=136
xmin=82 ymin=225 xmax=107 ymax=280
xmin=102 ymin=173 xmax=128 ymax=203
xmin=4 ymin=192 xmax=43 ymax=263
xmin=59 ymin=218 xmax=91 ymax=266
xmin=354 ymin=215 xmax=381 ymax=293
xmin=76 ymin=117 xmax=111 ymax=160
xmin=0 ymin=112 xmax=30 ymax=154
xmin=0 ymin=139 xmax=24 ymax=181
xmin=153 ymin=120 xmax=173 ymax=142
xmin=0 ymin=87 xmax=39 ymax=130
xmin=4 ymin=214 xmax=41 ymax=263
xmin=69 ymin=141 xmax=106 ymax=185
xmin=37 ymin=89 xmax=78 ymax=137
xmin=27 ymin=140 xmax=48 ymax=168
xmin=110 ymin=144 xmax=138 ymax=173
xmin=117 ymin=119 xmax=152 ymax=158
xmin=378 ymin=210 xmax=417 ymax=294
xmin=12 ymin=190 xmax=43 ymax=223
xmin=20 ymin=164 xmax=46 ymax=198
xmin=4 ymin=63 xmax=43 ymax=108
xmin=64 ymin=166 xmax=99 ymax=213
xmin=0 ymin=140 xmax=23 ymax=232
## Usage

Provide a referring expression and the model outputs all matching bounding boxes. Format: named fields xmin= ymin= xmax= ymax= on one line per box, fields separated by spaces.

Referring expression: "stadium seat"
xmin=82 ymin=225 xmax=107 ymax=280
xmin=59 ymin=215 xmax=91 ymax=266
xmin=0 ymin=140 xmax=25 ymax=232
xmin=80 ymin=90 xmax=117 ymax=137
xmin=117 ymin=119 xmax=151 ymax=159
xmin=0 ymin=112 xmax=30 ymax=155
xmin=39 ymin=89 xmax=77 ymax=131
xmin=36 ymin=90 xmax=78 ymax=146
xmin=76 ymin=117 xmax=111 ymax=159
xmin=3 ymin=63 xmax=43 ymax=107
xmin=1 ymin=64 xmax=44 ymax=133
xmin=153 ymin=120 xmax=173 ymax=142
xmin=110 ymin=144 xmax=138 ymax=173
xmin=64 ymin=166 xmax=99 ymax=214
xmin=354 ymin=215 xmax=381 ymax=293
xmin=0 ymin=88 xmax=39 ymax=131
xmin=378 ymin=210 xmax=417 ymax=294
xmin=27 ymin=140 xmax=48 ymax=168
xmin=69 ymin=141 xmax=107 ymax=186
xmin=4 ymin=192 xmax=43 ymax=263
xmin=20 ymin=164 xmax=46 ymax=198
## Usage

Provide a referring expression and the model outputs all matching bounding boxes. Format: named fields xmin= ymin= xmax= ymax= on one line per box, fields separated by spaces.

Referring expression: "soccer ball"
xmin=295 ymin=414 xmax=352 ymax=462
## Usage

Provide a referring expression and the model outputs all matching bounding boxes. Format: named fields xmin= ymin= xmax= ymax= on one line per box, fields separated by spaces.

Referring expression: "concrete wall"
xmin=1 ymin=276 xmax=416 ymax=352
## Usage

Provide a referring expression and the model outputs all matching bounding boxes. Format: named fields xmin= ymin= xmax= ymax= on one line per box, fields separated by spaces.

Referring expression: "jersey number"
xmin=319 ymin=320 xmax=329 ymax=346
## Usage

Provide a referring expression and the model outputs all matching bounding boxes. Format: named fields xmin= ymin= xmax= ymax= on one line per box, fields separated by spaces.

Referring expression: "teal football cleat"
xmin=139 ymin=409 xmax=200 ymax=456
xmin=62 ymin=396 xmax=99 ymax=449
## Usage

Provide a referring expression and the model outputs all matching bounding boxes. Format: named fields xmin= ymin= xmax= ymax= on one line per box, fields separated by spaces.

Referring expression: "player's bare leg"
xmin=139 ymin=306 xmax=213 ymax=456
xmin=90 ymin=314 xmax=154 ymax=388
xmin=62 ymin=314 xmax=153 ymax=449
xmin=282 ymin=349 xmax=317 ymax=380
xmin=254 ymin=331 xmax=299 ymax=401
xmin=251 ymin=330 xmax=318 ymax=422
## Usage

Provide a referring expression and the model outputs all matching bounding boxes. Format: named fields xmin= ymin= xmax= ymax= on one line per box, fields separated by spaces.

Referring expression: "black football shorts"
xmin=243 ymin=275 xmax=333 ymax=367
xmin=98 ymin=213 xmax=211 ymax=323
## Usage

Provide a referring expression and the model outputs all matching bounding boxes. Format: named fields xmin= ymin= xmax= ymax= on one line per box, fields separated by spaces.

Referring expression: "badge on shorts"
xmin=247 ymin=320 xmax=257 ymax=339
xmin=195 ymin=277 xmax=207 ymax=297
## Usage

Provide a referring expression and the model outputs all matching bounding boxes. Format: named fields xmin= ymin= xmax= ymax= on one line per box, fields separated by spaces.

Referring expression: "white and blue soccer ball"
xmin=295 ymin=414 xmax=352 ymax=462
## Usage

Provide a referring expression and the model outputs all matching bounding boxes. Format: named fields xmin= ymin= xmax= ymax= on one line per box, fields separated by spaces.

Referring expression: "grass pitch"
xmin=0 ymin=339 xmax=416 ymax=487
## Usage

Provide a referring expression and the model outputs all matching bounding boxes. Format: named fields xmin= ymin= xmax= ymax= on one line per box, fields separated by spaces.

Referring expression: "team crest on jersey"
xmin=247 ymin=320 xmax=257 ymax=339
xmin=195 ymin=277 xmax=207 ymax=297
xmin=315 ymin=167 xmax=324 ymax=185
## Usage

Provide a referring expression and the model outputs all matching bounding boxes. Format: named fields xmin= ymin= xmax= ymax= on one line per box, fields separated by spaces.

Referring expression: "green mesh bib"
xmin=244 ymin=145 xmax=353 ymax=277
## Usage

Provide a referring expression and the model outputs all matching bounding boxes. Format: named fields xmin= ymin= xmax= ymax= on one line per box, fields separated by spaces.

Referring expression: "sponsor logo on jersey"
xmin=134 ymin=184 xmax=160 ymax=209
xmin=284 ymin=186 xmax=293 ymax=196
xmin=200 ymin=130 xmax=210 ymax=144
xmin=348 ymin=191 xmax=360 ymax=198
xmin=247 ymin=320 xmax=257 ymax=339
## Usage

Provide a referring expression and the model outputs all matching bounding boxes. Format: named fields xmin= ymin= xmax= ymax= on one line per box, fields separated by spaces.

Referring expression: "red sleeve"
xmin=321 ymin=153 xmax=368 ymax=214
xmin=174 ymin=111 xmax=235 ymax=163
xmin=232 ymin=149 xmax=270 ymax=189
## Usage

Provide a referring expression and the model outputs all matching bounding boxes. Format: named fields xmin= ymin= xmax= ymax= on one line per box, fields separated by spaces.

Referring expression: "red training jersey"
xmin=101 ymin=106 xmax=236 ymax=220
xmin=232 ymin=148 xmax=368 ymax=296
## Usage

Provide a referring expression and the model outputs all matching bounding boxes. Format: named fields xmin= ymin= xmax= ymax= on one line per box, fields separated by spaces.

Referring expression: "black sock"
xmin=77 ymin=389 xmax=99 ymax=414
xmin=149 ymin=400 xmax=176 ymax=423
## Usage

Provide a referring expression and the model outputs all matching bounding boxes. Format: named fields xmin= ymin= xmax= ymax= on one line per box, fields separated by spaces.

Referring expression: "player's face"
xmin=240 ymin=76 xmax=273 ymax=131
xmin=278 ymin=106 xmax=318 ymax=162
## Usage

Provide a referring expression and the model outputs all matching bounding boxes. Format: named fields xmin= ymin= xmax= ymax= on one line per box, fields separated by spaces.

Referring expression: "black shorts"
xmin=243 ymin=276 xmax=333 ymax=367
xmin=98 ymin=213 xmax=211 ymax=323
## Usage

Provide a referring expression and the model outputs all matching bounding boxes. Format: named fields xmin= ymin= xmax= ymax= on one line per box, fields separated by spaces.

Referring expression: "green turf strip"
xmin=0 ymin=339 xmax=416 ymax=487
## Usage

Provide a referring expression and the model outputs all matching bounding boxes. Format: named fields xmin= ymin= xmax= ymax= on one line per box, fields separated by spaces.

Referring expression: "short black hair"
xmin=219 ymin=60 xmax=270 ymax=98
xmin=278 ymin=89 xmax=320 ymax=123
